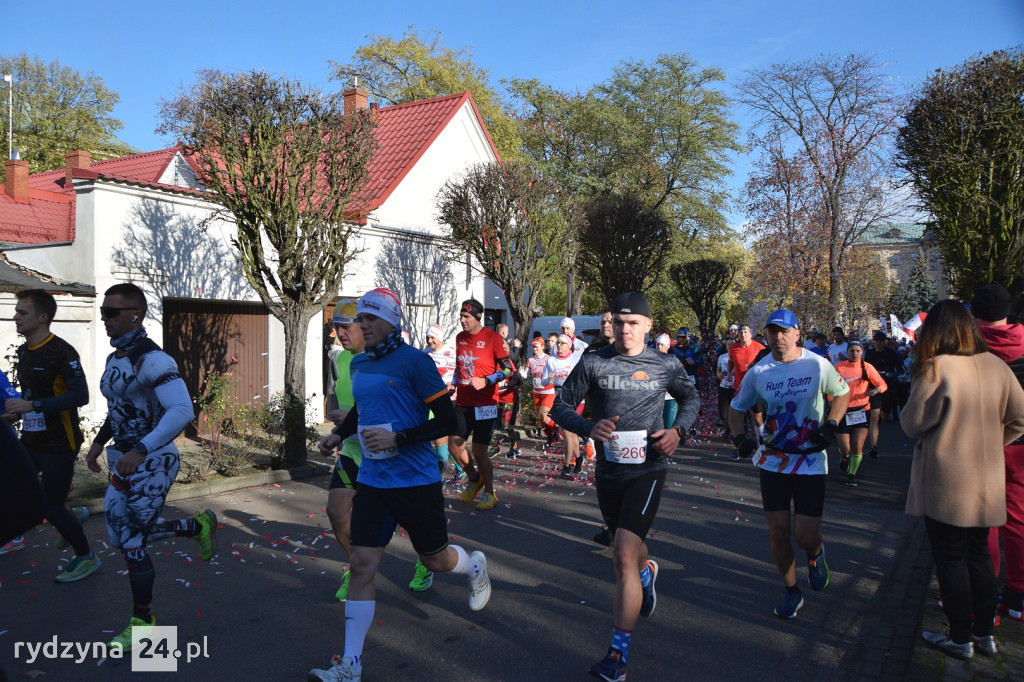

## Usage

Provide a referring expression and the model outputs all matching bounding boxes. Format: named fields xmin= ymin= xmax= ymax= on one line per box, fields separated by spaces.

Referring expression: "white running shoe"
xmin=468 ymin=550 xmax=492 ymax=611
xmin=308 ymin=654 xmax=361 ymax=682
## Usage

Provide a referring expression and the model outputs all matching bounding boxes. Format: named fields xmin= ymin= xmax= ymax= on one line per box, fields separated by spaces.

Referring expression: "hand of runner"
xmin=735 ymin=436 xmax=759 ymax=458
xmin=650 ymin=428 xmax=680 ymax=457
xmin=2 ymin=397 xmax=32 ymax=415
xmin=469 ymin=377 xmax=488 ymax=390
xmin=589 ymin=416 xmax=619 ymax=442
xmin=115 ymin=449 xmax=145 ymax=477
xmin=318 ymin=434 xmax=341 ymax=457
xmin=326 ymin=408 xmax=349 ymax=424
xmin=85 ymin=443 xmax=104 ymax=472
xmin=809 ymin=420 xmax=838 ymax=449
xmin=361 ymin=427 xmax=397 ymax=452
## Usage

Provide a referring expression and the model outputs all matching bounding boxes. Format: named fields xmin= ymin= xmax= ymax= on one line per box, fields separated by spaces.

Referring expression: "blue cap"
xmin=766 ymin=309 xmax=799 ymax=330
xmin=677 ymin=328 xmax=689 ymax=336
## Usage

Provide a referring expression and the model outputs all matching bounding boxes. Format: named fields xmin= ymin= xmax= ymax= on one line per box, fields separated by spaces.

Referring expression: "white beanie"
xmin=560 ymin=316 xmax=575 ymax=330
xmin=656 ymin=333 xmax=671 ymax=348
xmin=357 ymin=287 xmax=402 ymax=329
xmin=426 ymin=324 xmax=443 ymax=341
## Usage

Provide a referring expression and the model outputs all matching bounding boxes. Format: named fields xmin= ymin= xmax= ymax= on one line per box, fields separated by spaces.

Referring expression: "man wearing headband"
xmin=729 ymin=309 xmax=850 ymax=620
xmin=310 ymin=287 xmax=491 ymax=682
xmin=551 ymin=292 xmax=699 ymax=682
xmin=450 ymin=299 xmax=514 ymax=511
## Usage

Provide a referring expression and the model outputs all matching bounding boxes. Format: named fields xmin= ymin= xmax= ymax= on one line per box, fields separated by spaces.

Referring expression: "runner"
xmin=729 ymin=309 xmax=850 ymax=619
xmin=828 ymin=327 xmax=849 ymax=364
xmin=424 ymin=324 xmax=458 ymax=472
xmin=450 ymin=299 xmax=514 ymax=510
xmin=545 ymin=334 xmax=586 ymax=476
xmin=551 ymin=292 xmax=699 ymax=682
xmin=84 ymin=283 xmax=215 ymax=651
xmin=727 ymin=324 xmax=766 ymax=448
xmin=308 ymin=287 xmax=491 ymax=682
xmin=1 ymin=289 xmax=96 ymax=578
xmin=656 ymin=334 xmax=679 ymax=429
xmin=526 ymin=338 xmax=555 ymax=441
xmin=584 ymin=310 xmax=614 ymax=355
xmin=864 ymin=331 xmax=904 ymax=459
xmin=561 ymin=316 xmax=589 ymax=353
xmin=832 ymin=339 xmax=886 ymax=486
xmin=716 ymin=339 xmax=736 ymax=435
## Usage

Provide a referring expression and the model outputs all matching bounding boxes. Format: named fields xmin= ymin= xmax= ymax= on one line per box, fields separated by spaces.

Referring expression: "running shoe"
xmin=192 ymin=509 xmax=218 ymax=560
xmin=409 ymin=560 xmax=434 ymax=592
xmin=868 ymin=446 xmax=879 ymax=460
xmin=54 ymin=552 xmax=101 ymax=583
xmin=335 ymin=570 xmax=350 ymax=602
xmin=467 ymin=551 xmax=491 ymax=611
xmin=972 ymin=634 xmax=997 ymax=657
xmin=807 ymin=545 xmax=829 ymax=591
xmin=56 ymin=507 xmax=90 ymax=550
xmin=0 ymin=536 xmax=25 ymax=554
xmin=640 ymin=559 xmax=659 ymax=618
xmin=507 ymin=444 xmax=522 ymax=458
xmin=589 ymin=648 xmax=627 ymax=682
xmin=773 ymin=588 xmax=804 ymax=619
xmin=839 ymin=456 xmax=849 ymax=473
xmin=573 ymin=457 xmax=584 ymax=474
xmin=730 ymin=450 xmax=741 ymax=461
xmin=475 ymin=492 xmax=498 ymax=510
xmin=999 ymin=588 xmax=1023 ymax=620
xmin=592 ymin=527 xmax=613 ymax=547
xmin=308 ymin=654 xmax=361 ymax=682
xmin=108 ymin=615 xmax=155 ymax=653
xmin=921 ymin=631 xmax=973 ymax=661
xmin=585 ymin=440 xmax=596 ymax=460
xmin=460 ymin=475 xmax=485 ymax=504
xmin=560 ymin=465 xmax=572 ymax=478
xmin=845 ymin=474 xmax=858 ymax=487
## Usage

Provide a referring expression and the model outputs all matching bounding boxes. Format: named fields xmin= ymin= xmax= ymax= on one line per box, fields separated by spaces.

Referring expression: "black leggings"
xmin=32 ymin=449 xmax=90 ymax=555
xmin=924 ymin=515 xmax=997 ymax=642
xmin=0 ymin=426 xmax=46 ymax=545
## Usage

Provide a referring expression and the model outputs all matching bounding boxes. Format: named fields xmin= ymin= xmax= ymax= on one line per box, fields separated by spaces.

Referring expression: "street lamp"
xmin=3 ymin=73 xmax=11 ymax=160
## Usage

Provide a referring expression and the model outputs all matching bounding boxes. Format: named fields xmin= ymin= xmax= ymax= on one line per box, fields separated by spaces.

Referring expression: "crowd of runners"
xmin=3 ymin=281 xmax=1024 ymax=680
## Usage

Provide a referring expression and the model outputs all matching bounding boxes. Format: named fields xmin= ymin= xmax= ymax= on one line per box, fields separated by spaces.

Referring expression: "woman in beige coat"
xmin=902 ymin=300 xmax=1024 ymax=660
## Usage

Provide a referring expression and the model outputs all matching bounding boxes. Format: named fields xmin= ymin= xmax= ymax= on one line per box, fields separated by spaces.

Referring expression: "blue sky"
xmin=6 ymin=0 xmax=1023 ymax=226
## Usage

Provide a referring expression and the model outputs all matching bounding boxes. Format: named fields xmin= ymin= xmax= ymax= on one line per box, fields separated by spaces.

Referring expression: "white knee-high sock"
xmin=343 ymin=600 xmax=375 ymax=662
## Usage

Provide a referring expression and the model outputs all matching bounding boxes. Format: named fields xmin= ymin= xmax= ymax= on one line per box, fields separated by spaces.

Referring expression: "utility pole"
xmin=3 ymin=73 xmax=11 ymax=160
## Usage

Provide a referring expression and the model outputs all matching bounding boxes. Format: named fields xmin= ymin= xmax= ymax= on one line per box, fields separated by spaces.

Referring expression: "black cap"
xmin=611 ymin=292 xmax=652 ymax=319
xmin=970 ymin=284 xmax=1012 ymax=321
xmin=460 ymin=299 xmax=484 ymax=320
xmin=872 ymin=330 xmax=888 ymax=341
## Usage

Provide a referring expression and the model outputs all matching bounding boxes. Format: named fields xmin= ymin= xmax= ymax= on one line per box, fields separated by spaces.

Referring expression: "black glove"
xmin=809 ymin=420 xmax=838 ymax=449
xmin=735 ymin=436 xmax=759 ymax=459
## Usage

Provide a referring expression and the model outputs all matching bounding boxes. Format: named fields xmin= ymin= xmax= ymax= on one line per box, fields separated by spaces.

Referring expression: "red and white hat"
xmin=357 ymin=287 xmax=402 ymax=329
xmin=426 ymin=324 xmax=444 ymax=341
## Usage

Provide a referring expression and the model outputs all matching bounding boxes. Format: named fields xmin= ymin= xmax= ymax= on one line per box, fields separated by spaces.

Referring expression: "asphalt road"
xmin=1 ymin=415 xmax=923 ymax=681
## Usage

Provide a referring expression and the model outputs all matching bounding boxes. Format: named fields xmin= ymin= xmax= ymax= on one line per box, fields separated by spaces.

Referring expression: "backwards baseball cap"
xmin=765 ymin=309 xmax=799 ymax=330
xmin=610 ymin=291 xmax=652 ymax=319
xmin=461 ymin=299 xmax=484 ymax=320
xmin=357 ymin=287 xmax=402 ymax=329
xmin=560 ymin=316 xmax=575 ymax=330
xmin=971 ymin=283 xmax=1012 ymax=321
xmin=426 ymin=324 xmax=443 ymax=341
xmin=332 ymin=299 xmax=358 ymax=325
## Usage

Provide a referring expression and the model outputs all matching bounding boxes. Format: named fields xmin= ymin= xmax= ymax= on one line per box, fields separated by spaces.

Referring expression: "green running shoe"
xmin=54 ymin=552 xmax=101 ymax=583
xmin=408 ymin=560 xmax=434 ymax=592
xmin=108 ymin=615 xmax=155 ymax=653
xmin=192 ymin=509 xmax=217 ymax=561
xmin=335 ymin=570 xmax=350 ymax=602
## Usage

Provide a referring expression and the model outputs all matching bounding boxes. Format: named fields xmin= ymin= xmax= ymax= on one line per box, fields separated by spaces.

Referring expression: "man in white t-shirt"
xmin=827 ymin=326 xmax=849 ymax=364
xmin=716 ymin=339 xmax=735 ymax=434
xmin=730 ymin=309 xmax=850 ymax=620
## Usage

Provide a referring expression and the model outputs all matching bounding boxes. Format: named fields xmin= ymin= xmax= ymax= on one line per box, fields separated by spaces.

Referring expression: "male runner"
xmin=729 ymin=309 xmax=850 ymax=619
xmin=450 ymin=299 xmax=513 ymax=511
xmin=584 ymin=310 xmax=615 ymax=355
xmin=84 ymin=283 xmax=215 ymax=651
xmin=828 ymin=326 xmax=849 ymax=364
xmin=864 ymin=331 xmax=904 ymax=459
xmin=561 ymin=316 xmax=589 ymax=353
xmin=2 ymin=289 xmax=96 ymax=579
xmin=308 ymin=287 xmax=491 ymax=682
xmin=551 ymin=292 xmax=699 ymax=681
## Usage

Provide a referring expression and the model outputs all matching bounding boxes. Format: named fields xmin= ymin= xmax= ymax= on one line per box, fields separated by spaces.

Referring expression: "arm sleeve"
xmin=866 ymin=363 xmax=888 ymax=393
xmin=332 ymin=404 xmax=359 ymax=440
xmin=41 ymin=367 xmax=89 ymax=413
xmin=138 ymin=378 xmax=194 ymax=452
xmin=94 ymin=417 xmax=112 ymax=446
xmin=397 ymin=394 xmax=457 ymax=446
xmin=549 ymin=360 xmax=594 ymax=437
xmin=668 ymin=369 xmax=700 ymax=432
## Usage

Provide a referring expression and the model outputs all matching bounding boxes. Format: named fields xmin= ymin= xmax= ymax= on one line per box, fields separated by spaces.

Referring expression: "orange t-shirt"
xmin=833 ymin=360 xmax=886 ymax=409
xmin=729 ymin=341 xmax=766 ymax=391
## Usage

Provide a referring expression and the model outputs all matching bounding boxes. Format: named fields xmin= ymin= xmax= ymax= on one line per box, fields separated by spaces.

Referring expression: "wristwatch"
xmin=674 ymin=426 xmax=686 ymax=440
xmin=32 ymin=399 xmax=42 ymax=410
xmin=827 ymin=419 xmax=838 ymax=428
xmin=394 ymin=430 xmax=408 ymax=447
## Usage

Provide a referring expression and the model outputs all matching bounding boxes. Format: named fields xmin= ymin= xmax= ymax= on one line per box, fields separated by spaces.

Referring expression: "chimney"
xmin=65 ymin=150 xmax=92 ymax=185
xmin=343 ymin=88 xmax=368 ymax=117
xmin=4 ymin=158 xmax=28 ymax=202
xmin=369 ymin=101 xmax=379 ymax=122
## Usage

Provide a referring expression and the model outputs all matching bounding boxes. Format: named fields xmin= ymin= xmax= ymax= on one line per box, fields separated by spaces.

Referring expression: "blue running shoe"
xmin=589 ymin=648 xmax=627 ymax=682
xmin=807 ymin=545 xmax=829 ymax=591
xmin=773 ymin=588 xmax=804 ymax=619
xmin=639 ymin=559 xmax=658 ymax=618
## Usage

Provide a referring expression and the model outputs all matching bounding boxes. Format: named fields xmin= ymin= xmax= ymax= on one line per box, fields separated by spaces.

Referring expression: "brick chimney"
xmin=65 ymin=150 xmax=92 ymax=184
xmin=4 ymin=158 xmax=28 ymax=202
xmin=343 ymin=88 xmax=368 ymax=117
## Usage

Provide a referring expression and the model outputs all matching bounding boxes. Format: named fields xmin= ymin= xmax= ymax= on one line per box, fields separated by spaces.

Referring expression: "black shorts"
xmin=453 ymin=404 xmax=497 ymax=445
xmin=596 ymin=469 xmax=666 ymax=539
xmin=835 ymin=407 xmax=870 ymax=435
xmin=350 ymin=481 xmax=448 ymax=556
xmin=329 ymin=454 xmax=360 ymax=490
xmin=869 ymin=391 xmax=896 ymax=412
xmin=759 ymin=468 xmax=826 ymax=517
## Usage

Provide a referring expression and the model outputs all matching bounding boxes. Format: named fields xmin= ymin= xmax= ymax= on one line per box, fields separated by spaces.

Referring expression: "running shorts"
xmin=835 ymin=407 xmax=870 ymax=435
xmin=595 ymin=469 xmax=666 ymax=539
xmin=452 ymin=404 xmax=497 ymax=445
xmin=350 ymin=481 xmax=448 ymax=556
xmin=532 ymin=392 xmax=555 ymax=410
xmin=329 ymin=454 xmax=360 ymax=490
xmin=759 ymin=468 xmax=826 ymax=516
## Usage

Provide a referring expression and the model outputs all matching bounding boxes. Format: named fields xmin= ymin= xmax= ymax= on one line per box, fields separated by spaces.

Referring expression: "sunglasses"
xmin=100 ymin=306 xmax=137 ymax=319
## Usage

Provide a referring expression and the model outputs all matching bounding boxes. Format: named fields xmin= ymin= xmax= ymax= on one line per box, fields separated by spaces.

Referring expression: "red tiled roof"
xmin=0 ymin=187 xmax=73 ymax=244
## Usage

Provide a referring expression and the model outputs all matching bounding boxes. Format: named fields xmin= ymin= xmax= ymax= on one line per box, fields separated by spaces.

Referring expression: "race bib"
xmin=605 ymin=430 xmax=647 ymax=464
xmin=22 ymin=411 xmax=46 ymax=432
xmin=845 ymin=410 xmax=867 ymax=426
xmin=358 ymin=423 xmax=399 ymax=460
xmin=474 ymin=405 xmax=498 ymax=420
xmin=751 ymin=442 xmax=767 ymax=468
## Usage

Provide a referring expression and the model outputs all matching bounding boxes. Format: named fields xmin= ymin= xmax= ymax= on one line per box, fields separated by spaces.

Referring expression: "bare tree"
xmin=158 ymin=70 xmax=376 ymax=467
xmin=738 ymin=53 xmax=908 ymax=320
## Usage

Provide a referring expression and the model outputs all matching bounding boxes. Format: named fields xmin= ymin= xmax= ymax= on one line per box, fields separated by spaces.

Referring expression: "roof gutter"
xmin=1 ymin=241 xmax=75 ymax=250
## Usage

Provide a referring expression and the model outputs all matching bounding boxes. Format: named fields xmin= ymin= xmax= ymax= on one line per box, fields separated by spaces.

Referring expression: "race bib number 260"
xmin=605 ymin=430 xmax=647 ymax=464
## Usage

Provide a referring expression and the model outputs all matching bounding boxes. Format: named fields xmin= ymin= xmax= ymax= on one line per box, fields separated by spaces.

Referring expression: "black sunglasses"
xmin=100 ymin=306 xmax=137 ymax=319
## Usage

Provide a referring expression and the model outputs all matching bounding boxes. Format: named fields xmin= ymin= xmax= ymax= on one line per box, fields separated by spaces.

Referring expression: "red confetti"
xmin=197 ymin=606 xmax=203 ymax=618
